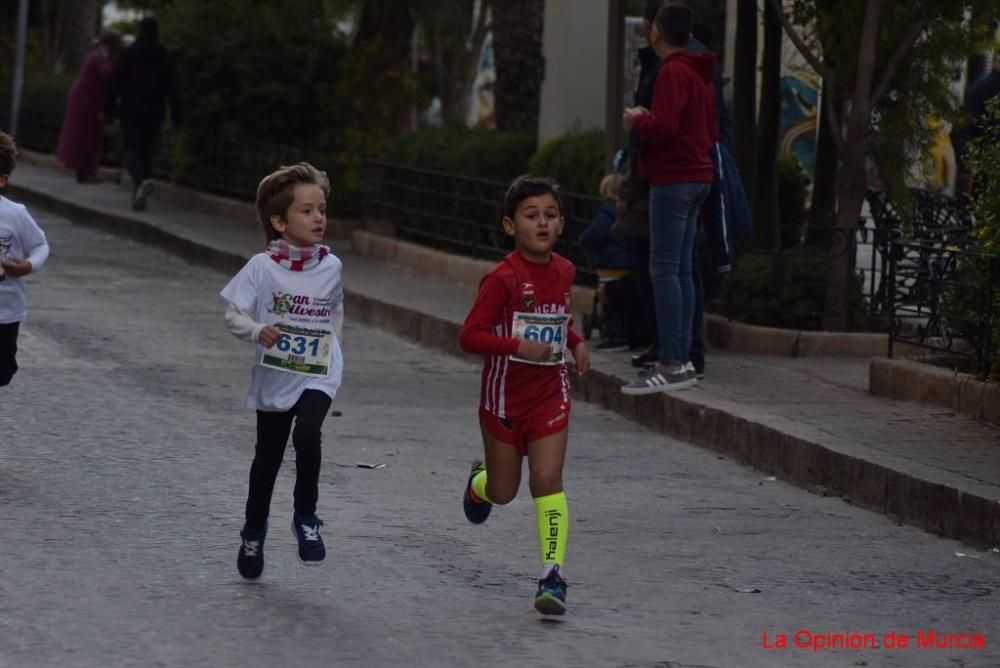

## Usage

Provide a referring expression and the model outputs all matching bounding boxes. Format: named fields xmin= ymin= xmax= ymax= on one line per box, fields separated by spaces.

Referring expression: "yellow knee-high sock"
xmin=471 ymin=469 xmax=491 ymax=503
xmin=534 ymin=491 xmax=568 ymax=568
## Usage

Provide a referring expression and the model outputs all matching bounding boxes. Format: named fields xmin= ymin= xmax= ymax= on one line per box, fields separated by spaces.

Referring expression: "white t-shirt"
xmin=220 ymin=252 xmax=344 ymax=412
xmin=0 ymin=196 xmax=49 ymax=324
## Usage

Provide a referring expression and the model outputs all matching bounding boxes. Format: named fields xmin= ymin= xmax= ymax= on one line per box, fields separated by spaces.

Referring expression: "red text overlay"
xmin=761 ymin=630 xmax=986 ymax=653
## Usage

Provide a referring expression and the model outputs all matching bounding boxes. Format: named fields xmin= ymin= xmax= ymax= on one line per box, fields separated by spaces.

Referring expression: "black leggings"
xmin=0 ymin=322 xmax=19 ymax=387
xmin=245 ymin=389 xmax=332 ymax=528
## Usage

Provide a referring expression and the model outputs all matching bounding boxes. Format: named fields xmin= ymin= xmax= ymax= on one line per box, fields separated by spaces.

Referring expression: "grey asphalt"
xmin=0 ymin=205 xmax=997 ymax=666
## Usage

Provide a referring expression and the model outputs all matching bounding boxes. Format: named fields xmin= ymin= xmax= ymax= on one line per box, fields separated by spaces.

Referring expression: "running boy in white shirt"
xmin=220 ymin=163 xmax=344 ymax=579
xmin=0 ymin=131 xmax=51 ymax=387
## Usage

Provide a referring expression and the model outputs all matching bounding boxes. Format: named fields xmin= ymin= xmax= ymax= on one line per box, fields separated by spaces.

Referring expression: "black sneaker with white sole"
xmin=237 ymin=522 xmax=267 ymax=579
xmin=621 ymin=363 xmax=696 ymax=394
xmin=291 ymin=512 xmax=326 ymax=564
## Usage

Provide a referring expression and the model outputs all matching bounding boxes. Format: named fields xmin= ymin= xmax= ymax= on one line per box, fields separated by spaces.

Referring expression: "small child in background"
xmin=579 ymin=174 xmax=640 ymax=351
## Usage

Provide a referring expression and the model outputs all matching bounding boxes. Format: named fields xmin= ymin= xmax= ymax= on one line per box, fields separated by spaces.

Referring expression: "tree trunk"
xmin=60 ymin=0 xmax=100 ymax=73
xmin=751 ymin=0 xmax=781 ymax=249
xmin=38 ymin=0 xmax=65 ymax=73
xmin=355 ymin=0 xmax=416 ymax=70
xmin=823 ymin=0 xmax=882 ymax=330
xmin=732 ymin=0 xmax=758 ymax=197
xmin=422 ymin=0 xmax=490 ymax=126
xmin=492 ymin=0 xmax=544 ymax=132
xmin=805 ymin=78 xmax=840 ymax=247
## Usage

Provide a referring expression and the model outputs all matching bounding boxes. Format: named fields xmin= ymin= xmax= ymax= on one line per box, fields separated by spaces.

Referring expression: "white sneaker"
xmin=132 ymin=180 xmax=154 ymax=211
xmin=621 ymin=363 xmax=696 ymax=395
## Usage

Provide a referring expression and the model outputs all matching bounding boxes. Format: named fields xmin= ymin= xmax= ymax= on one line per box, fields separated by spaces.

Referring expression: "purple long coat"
xmin=57 ymin=50 xmax=113 ymax=174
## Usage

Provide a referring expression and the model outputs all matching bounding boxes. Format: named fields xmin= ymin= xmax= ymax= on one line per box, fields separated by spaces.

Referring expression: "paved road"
xmin=0 ymin=209 xmax=997 ymax=668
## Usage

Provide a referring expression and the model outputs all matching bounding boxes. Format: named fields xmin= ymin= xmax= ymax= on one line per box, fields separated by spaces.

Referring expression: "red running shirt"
xmin=459 ymin=251 xmax=583 ymax=420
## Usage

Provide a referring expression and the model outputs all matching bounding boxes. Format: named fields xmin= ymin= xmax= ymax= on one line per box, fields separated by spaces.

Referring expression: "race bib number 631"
xmin=260 ymin=323 xmax=333 ymax=376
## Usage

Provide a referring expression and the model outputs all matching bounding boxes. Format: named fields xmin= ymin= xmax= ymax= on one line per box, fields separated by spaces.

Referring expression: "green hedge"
xmin=388 ymin=127 xmax=607 ymax=196
xmin=387 ymin=127 xmax=535 ymax=183
xmin=529 ymin=129 xmax=605 ymax=195
xmin=728 ymin=248 xmax=866 ymax=330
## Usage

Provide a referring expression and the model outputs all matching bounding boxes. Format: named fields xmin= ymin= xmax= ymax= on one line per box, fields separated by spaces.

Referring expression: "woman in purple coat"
xmin=57 ymin=31 xmax=123 ymax=183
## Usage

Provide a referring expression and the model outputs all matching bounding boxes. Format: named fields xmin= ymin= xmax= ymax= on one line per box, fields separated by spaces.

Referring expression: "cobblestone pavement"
xmin=1 ymin=210 xmax=998 ymax=668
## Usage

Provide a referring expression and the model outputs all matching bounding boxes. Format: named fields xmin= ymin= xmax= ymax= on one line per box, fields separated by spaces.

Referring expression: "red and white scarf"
xmin=266 ymin=240 xmax=330 ymax=271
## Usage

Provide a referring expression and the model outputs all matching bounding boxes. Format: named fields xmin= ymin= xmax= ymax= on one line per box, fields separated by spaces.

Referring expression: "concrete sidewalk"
xmin=7 ymin=160 xmax=1000 ymax=549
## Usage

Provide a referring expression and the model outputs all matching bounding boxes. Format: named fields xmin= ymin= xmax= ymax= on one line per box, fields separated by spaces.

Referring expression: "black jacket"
xmin=106 ymin=35 xmax=181 ymax=127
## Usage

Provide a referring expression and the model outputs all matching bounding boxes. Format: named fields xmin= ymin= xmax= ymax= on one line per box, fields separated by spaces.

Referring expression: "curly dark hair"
xmin=502 ymin=174 xmax=563 ymax=221
xmin=0 ymin=131 xmax=17 ymax=177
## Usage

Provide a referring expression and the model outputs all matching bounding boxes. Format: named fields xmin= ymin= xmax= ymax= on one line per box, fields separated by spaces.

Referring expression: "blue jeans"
xmin=649 ymin=183 xmax=710 ymax=366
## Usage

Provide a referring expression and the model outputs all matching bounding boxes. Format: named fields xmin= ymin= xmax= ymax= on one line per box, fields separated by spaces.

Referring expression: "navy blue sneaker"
xmin=237 ymin=523 xmax=266 ymax=579
xmin=534 ymin=565 xmax=567 ymax=615
xmin=462 ymin=459 xmax=491 ymax=524
xmin=291 ymin=512 xmax=326 ymax=565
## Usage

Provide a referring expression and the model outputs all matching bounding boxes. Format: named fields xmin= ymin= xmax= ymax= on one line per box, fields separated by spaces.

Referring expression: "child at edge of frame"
xmin=219 ymin=162 xmax=345 ymax=580
xmin=0 ymin=130 xmax=51 ymax=388
xmin=458 ymin=174 xmax=591 ymax=616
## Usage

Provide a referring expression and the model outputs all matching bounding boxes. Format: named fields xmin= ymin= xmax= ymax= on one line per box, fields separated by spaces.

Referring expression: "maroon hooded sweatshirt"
xmin=633 ymin=50 xmax=718 ymax=185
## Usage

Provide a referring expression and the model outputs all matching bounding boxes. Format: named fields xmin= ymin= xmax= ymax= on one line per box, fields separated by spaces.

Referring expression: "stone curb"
xmin=9 ymin=177 xmax=999 ymax=548
xmin=703 ymin=314 xmax=924 ymax=358
xmin=570 ymin=368 xmax=998 ymax=548
xmin=870 ymin=357 xmax=1000 ymax=426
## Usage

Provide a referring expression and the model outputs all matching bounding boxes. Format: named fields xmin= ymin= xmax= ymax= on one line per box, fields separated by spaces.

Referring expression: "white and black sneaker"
xmin=132 ymin=180 xmax=153 ymax=211
xmin=621 ymin=363 xmax=696 ymax=395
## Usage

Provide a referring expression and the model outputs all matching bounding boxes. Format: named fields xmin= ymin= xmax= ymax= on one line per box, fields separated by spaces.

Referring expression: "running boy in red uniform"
xmin=458 ymin=175 xmax=590 ymax=615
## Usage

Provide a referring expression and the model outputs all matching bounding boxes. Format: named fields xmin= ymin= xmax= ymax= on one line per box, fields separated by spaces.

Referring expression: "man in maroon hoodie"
xmin=620 ymin=2 xmax=717 ymax=395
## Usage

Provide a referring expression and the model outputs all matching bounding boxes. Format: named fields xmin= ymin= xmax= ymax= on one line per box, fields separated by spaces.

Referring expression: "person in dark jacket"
xmin=621 ymin=2 xmax=717 ymax=395
xmin=580 ymin=174 xmax=644 ymax=350
xmin=105 ymin=17 xmax=181 ymax=211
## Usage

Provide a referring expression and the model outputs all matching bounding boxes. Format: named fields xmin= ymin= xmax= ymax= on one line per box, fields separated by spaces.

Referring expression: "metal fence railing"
xmin=363 ymin=160 xmax=600 ymax=284
xmin=862 ymin=188 xmax=975 ymax=319
xmin=887 ymin=238 xmax=998 ymax=377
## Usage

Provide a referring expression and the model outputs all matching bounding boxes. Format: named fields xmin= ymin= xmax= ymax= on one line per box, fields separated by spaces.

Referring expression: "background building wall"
xmin=537 ymin=0 xmax=609 ymax=146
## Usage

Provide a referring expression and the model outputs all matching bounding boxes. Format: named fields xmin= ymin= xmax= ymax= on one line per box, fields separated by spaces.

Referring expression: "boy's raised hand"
xmin=257 ymin=324 xmax=282 ymax=349
xmin=517 ymin=340 xmax=552 ymax=363
xmin=571 ymin=341 xmax=590 ymax=375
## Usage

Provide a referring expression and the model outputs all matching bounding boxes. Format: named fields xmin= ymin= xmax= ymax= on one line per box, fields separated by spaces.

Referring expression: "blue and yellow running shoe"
xmin=462 ymin=459 xmax=492 ymax=524
xmin=534 ymin=564 xmax=567 ymax=615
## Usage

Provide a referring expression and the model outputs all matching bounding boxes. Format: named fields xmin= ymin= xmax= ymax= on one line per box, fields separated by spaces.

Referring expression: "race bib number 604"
xmin=260 ymin=323 xmax=333 ymax=376
xmin=510 ymin=311 xmax=567 ymax=365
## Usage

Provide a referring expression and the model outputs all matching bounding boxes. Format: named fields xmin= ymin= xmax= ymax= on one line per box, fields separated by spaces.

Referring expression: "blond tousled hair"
xmin=599 ymin=173 xmax=622 ymax=201
xmin=255 ymin=162 xmax=331 ymax=242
